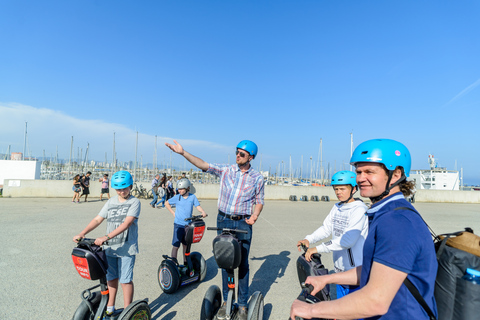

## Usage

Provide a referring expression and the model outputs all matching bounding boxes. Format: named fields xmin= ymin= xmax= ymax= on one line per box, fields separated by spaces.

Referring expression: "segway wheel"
xmin=200 ymin=285 xmax=222 ymax=320
xmin=247 ymin=291 xmax=264 ymax=320
xmin=158 ymin=260 xmax=180 ymax=294
xmin=119 ymin=300 xmax=151 ymax=320
xmin=71 ymin=291 xmax=101 ymax=320
xmin=190 ymin=252 xmax=207 ymax=282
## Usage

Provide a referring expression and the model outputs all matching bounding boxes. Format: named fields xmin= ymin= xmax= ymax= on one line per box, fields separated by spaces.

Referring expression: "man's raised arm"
xmin=165 ymin=139 xmax=209 ymax=171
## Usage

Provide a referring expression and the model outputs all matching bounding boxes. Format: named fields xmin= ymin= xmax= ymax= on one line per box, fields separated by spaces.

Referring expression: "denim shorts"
xmin=172 ymin=223 xmax=187 ymax=247
xmin=106 ymin=254 xmax=136 ymax=283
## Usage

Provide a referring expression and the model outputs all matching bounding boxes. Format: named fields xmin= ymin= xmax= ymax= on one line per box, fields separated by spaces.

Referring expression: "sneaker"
xmin=102 ymin=311 xmax=114 ymax=320
xmin=237 ymin=306 xmax=248 ymax=320
xmin=216 ymin=302 xmax=228 ymax=320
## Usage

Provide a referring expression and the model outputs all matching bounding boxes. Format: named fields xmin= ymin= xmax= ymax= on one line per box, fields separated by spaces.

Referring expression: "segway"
xmin=296 ymin=243 xmax=330 ymax=301
xmin=158 ymin=215 xmax=207 ymax=293
xmin=289 ymin=283 xmax=331 ymax=320
xmin=71 ymin=238 xmax=151 ymax=320
xmin=200 ymin=226 xmax=264 ymax=320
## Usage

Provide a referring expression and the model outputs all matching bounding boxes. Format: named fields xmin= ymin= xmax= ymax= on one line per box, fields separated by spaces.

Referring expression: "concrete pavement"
xmin=0 ymin=197 xmax=479 ymax=319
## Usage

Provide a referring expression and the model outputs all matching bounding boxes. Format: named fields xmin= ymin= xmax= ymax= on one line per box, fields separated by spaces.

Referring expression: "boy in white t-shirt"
xmin=297 ymin=170 xmax=368 ymax=300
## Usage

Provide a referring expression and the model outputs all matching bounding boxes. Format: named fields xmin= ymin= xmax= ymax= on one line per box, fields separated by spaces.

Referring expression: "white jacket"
xmin=305 ymin=200 xmax=368 ymax=273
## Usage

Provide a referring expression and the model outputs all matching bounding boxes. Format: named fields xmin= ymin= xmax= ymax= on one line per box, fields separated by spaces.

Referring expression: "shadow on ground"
xmin=249 ymin=250 xmax=291 ymax=319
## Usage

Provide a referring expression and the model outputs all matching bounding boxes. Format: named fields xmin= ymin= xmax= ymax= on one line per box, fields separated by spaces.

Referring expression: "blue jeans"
xmin=336 ymin=284 xmax=360 ymax=299
xmin=155 ymin=194 xmax=166 ymax=207
xmin=336 ymin=284 xmax=363 ymax=320
xmin=150 ymin=191 xmax=158 ymax=206
xmin=216 ymin=213 xmax=252 ymax=307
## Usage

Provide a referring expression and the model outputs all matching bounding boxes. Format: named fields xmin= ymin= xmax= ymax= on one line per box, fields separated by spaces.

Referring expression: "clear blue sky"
xmin=1 ymin=1 xmax=479 ymax=185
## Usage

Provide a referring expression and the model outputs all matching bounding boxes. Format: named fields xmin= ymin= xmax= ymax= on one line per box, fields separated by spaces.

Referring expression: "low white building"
xmin=409 ymin=154 xmax=459 ymax=191
xmin=0 ymin=159 xmax=41 ymax=187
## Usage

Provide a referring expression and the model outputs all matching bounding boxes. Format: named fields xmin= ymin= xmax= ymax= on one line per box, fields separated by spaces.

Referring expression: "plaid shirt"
xmin=207 ymin=163 xmax=265 ymax=216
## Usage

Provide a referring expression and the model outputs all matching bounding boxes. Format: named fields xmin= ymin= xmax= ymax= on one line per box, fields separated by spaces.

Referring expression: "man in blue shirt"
xmin=290 ymin=139 xmax=437 ymax=320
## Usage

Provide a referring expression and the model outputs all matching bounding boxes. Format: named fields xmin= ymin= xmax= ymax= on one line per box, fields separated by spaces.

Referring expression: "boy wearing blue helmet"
xmin=297 ymin=170 xmax=368 ymax=300
xmin=73 ymin=170 xmax=141 ymax=317
xmin=165 ymin=139 xmax=264 ymax=320
xmin=291 ymin=139 xmax=437 ymax=320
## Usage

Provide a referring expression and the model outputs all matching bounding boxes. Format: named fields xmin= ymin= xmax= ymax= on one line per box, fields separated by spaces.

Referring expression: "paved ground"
xmin=0 ymin=197 xmax=479 ymax=319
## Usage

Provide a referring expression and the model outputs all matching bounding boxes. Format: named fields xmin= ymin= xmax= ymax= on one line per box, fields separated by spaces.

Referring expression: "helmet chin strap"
xmin=369 ymin=171 xmax=406 ymax=203
xmin=338 ymin=186 xmax=357 ymax=204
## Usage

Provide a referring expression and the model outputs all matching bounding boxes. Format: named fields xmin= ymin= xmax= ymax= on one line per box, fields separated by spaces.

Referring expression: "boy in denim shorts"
xmin=165 ymin=179 xmax=207 ymax=264
xmin=73 ymin=170 xmax=140 ymax=317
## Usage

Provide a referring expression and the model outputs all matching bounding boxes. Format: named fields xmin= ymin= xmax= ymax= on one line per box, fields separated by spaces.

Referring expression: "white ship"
xmin=409 ymin=154 xmax=460 ymax=191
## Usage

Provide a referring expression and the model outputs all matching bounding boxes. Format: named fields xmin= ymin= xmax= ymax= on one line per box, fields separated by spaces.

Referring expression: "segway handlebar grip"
xmin=207 ymin=227 xmax=248 ymax=234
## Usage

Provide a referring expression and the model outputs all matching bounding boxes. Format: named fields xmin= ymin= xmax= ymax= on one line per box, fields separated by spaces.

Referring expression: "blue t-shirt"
xmin=167 ymin=193 xmax=200 ymax=226
xmin=361 ymin=193 xmax=437 ymax=320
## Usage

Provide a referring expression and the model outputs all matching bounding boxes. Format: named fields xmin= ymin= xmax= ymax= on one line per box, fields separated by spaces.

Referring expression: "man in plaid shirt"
xmin=166 ymin=139 xmax=265 ymax=320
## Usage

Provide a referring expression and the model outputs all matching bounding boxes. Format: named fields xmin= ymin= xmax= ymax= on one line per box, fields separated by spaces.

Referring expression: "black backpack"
xmin=396 ymin=207 xmax=480 ymax=320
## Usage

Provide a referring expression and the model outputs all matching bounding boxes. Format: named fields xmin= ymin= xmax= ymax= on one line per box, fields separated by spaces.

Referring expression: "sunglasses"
xmin=236 ymin=150 xmax=250 ymax=158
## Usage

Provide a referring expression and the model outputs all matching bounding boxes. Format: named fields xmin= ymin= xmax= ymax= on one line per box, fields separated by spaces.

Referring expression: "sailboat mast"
xmin=23 ymin=121 xmax=27 ymax=160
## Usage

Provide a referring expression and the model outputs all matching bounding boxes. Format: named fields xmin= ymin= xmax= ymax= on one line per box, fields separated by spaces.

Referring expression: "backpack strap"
xmin=403 ymin=277 xmax=436 ymax=320
xmin=394 ymin=206 xmax=437 ymax=320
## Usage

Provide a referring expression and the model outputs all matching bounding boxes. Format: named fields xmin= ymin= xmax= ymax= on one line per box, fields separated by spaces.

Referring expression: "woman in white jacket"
xmin=297 ymin=170 xmax=368 ymax=299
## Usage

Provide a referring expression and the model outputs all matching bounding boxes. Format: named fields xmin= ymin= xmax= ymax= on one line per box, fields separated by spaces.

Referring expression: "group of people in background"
xmin=149 ymin=173 xmax=179 ymax=209
xmin=71 ymin=171 xmax=110 ymax=203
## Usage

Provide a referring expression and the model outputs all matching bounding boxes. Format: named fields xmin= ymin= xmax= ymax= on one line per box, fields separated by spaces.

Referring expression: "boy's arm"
xmin=196 ymin=205 xmax=207 ymax=217
xmin=165 ymin=201 xmax=175 ymax=217
xmin=95 ymin=216 xmax=137 ymax=246
xmin=73 ymin=215 xmax=104 ymax=241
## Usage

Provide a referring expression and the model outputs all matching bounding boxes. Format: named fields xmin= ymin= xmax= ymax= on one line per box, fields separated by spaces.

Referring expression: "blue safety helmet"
xmin=111 ymin=170 xmax=133 ymax=189
xmin=236 ymin=140 xmax=258 ymax=159
xmin=331 ymin=171 xmax=357 ymax=187
xmin=350 ymin=139 xmax=411 ymax=176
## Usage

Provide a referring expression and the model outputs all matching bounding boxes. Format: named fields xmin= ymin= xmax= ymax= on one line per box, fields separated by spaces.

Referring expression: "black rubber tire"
xmin=120 ymin=302 xmax=151 ymax=320
xmin=158 ymin=259 xmax=180 ymax=294
xmin=190 ymin=252 xmax=207 ymax=282
xmin=71 ymin=291 xmax=101 ymax=320
xmin=200 ymin=285 xmax=222 ymax=320
xmin=247 ymin=292 xmax=264 ymax=320
xmin=131 ymin=190 xmax=140 ymax=198
xmin=147 ymin=190 xmax=153 ymax=199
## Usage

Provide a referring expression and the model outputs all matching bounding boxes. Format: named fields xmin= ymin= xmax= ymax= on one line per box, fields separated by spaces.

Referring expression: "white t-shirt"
xmin=305 ymin=200 xmax=368 ymax=273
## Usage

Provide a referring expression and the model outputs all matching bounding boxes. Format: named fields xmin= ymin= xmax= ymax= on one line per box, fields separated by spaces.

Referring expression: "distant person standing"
xmin=154 ymin=174 xmax=167 ymax=209
xmin=79 ymin=171 xmax=92 ymax=202
xmin=165 ymin=139 xmax=265 ymax=320
xmin=99 ymin=174 xmax=110 ymax=201
xmin=166 ymin=176 xmax=174 ymax=200
xmin=72 ymin=174 xmax=82 ymax=203
xmin=150 ymin=174 xmax=160 ymax=208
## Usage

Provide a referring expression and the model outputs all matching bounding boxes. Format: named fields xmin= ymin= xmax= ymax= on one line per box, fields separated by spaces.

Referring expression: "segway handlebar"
xmin=75 ymin=238 xmax=96 ymax=246
xmin=207 ymin=227 xmax=248 ymax=234
xmin=289 ymin=283 xmax=323 ymax=320
xmin=184 ymin=214 xmax=207 ymax=222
